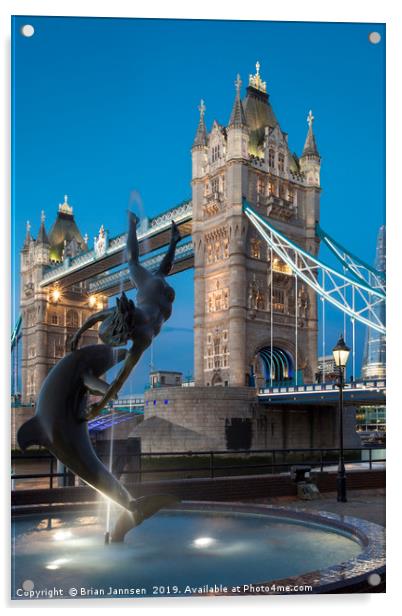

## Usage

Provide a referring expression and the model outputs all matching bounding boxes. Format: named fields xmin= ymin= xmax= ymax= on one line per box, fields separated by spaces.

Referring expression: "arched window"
xmin=268 ymin=148 xmax=275 ymax=168
xmin=278 ymin=152 xmax=285 ymax=173
xmin=66 ymin=309 xmax=79 ymax=328
xmin=211 ymin=145 xmax=220 ymax=163
xmin=288 ymin=189 xmax=294 ymax=204
xmin=251 ymin=238 xmax=261 ymax=259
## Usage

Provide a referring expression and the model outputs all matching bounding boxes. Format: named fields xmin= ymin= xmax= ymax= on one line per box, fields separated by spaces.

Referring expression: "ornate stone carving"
xmin=94 ymin=225 xmax=107 ymax=258
xmin=205 ymin=226 xmax=229 ymax=263
xmin=298 ymin=284 xmax=310 ymax=318
xmin=248 ymin=274 xmax=265 ymax=311
xmin=207 ymin=279 xmax=229 ymax=312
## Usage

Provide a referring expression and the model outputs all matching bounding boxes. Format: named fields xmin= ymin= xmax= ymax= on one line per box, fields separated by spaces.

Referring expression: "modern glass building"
xmin=361 ymin=225 xmax=386 ymax=380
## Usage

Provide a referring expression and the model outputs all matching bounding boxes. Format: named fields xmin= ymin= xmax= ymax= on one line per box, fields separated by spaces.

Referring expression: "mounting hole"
xmin=367 ymin=573 xmax=381 ymax=586
xmin=22 ymin=579 xmax=35 ymax=591
xmin=21 ymin=24 xmax=35 ymax=38
xmin=368 ymin=32 xmax=381 ymax=45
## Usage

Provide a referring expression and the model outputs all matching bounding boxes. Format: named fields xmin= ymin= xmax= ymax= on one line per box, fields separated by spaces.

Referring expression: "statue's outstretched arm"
xmin=157 ymin=220 xmax=182 ymax=276
xmin=86 ymin=342 xmax=148 ymax=418
xmin=127 ymin=211 xmax=152 ymax=288
xmin=69 ymin=309 xmax=111 ymax=351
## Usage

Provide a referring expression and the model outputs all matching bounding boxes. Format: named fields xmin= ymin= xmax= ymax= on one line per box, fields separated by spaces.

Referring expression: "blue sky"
xmin=12 ymin=17 xmax=385 ymax=390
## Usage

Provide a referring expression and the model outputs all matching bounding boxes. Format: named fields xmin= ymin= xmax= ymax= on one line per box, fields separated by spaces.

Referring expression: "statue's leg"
xmin=86 ymin=333 xmax=151 ymax=415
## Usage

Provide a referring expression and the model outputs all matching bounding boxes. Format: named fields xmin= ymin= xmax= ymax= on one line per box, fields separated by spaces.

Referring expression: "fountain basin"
xmin=12 ymin=501 xmax=385 ymax=598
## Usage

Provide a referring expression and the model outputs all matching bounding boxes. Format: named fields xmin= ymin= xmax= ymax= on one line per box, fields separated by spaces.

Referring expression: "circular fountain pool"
xmin=12 ymin=502 xmax=385 ymax=599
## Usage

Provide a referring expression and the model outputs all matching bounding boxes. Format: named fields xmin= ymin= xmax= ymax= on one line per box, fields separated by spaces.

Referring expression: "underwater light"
xmin=45 ymin=558 xmax=70 ymax=570
xmin=53 ymin=530 xmax=73 ymax=542
xmin=193 ymin=537 xmax=215 ymax=548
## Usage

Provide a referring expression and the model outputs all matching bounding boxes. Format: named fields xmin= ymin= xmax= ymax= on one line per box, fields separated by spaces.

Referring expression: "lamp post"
xmin=332 ymin=334 xmax=351 ymax=503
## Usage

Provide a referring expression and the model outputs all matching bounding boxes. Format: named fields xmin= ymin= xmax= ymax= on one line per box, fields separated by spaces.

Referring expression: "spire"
xmin=228 ymin=74 xmax=247 ymax=128
xmin=58 ymin=194 xmax=73 ymax=215
xmin=301 ymin=110 xmax=320 ymax=158
xmin=37 ymin=210 xmax=50 ymax=244
xmin=248 ymin=61 xmax=267 ymax=93
xmin=23 ymin=220 xmax=32 ymax=248
xmin=193 ymin=99 xmax=207 ymax=147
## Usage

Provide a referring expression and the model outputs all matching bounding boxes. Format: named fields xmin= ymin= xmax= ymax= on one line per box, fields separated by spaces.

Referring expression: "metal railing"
xmin=259 ymin=380 xmax=386 ymax=395
xmin=11 ymin=446 xmax=386 ymax=491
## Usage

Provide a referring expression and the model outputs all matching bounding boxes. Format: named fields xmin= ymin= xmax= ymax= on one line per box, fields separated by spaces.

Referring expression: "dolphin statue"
xmin=17 ymin=344 xmax=178 ymax=540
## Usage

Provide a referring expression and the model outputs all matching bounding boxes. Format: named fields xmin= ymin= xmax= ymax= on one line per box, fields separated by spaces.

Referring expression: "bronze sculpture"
xmin=17 ymin=211 xmax=181 ymax=540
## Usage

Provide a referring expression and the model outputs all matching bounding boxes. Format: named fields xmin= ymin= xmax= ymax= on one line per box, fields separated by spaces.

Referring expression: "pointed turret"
xmin=192 ymin=99 xmax=207 ymax=148
xmin=227 ymin=74 xmax=249 ymax=161
xmin=228 ymin=74 xmax=247 ymax=128
xmin=301 ymin=110 xmax=320 ymax=159
xmin=300 ymin=110 xmax=321 ymax=187
xmin=37 ymin=210 xmax=49 ymax=244
xmin=243 ymin=61 xmax=278 ymax=157
xmin=192 ymin=100 xmax=208 ymax=181
xmin=22 ymin=220 xmax=32 ymax=249
xmin=48 ymin=195 xmax=85 ymax=261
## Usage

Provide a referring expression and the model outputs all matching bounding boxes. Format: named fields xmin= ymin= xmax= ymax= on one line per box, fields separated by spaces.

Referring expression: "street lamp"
xmin=332 ymin=334 xmax=351 ymax=502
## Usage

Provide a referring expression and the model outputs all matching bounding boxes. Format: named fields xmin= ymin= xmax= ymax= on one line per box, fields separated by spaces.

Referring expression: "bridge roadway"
xmin=258 ymin=380 xmax=386 ymax=407
xmin=40 ymin=200 xmax=193 ymax=294
xmin=88 ymin=395 xmax=144 ymax=432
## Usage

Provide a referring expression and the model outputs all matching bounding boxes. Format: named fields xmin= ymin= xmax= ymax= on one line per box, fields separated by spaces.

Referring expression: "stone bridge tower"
xmin=19 ymin=197 xmax=101 ymax=404
xmin=192 ymin=63 xmax=320 ymax=389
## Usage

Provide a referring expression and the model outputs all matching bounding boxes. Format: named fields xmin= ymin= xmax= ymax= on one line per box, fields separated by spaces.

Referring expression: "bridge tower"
xmin=19 ymin=197 xmax=101 ymax=404
xmin=192 ymin=63 xmax=321 ymax=388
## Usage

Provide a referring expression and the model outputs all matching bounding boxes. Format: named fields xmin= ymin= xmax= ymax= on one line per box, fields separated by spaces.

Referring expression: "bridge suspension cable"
xmin=244 ymin=203 xmax=386 ymax=335
xmin=11 ymin=314 xmax=22 ymax=352
xmin=315 ymin=223 xmax=385 ymax=293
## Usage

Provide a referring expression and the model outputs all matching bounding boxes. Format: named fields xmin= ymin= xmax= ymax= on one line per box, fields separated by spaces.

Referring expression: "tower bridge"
xmin=13 ymin=62 xmax=385 ymax=453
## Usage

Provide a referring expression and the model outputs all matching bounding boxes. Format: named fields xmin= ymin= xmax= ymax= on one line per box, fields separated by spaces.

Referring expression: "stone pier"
xmin=129 ymin=386 xmax=361 ymax=453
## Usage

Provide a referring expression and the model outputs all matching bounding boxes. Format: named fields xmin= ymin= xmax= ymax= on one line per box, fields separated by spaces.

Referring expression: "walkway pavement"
xmin=249 ymin=488 xmax=385 ymax=527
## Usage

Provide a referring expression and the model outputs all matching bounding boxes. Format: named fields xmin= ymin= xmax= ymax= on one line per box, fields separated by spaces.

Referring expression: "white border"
xmin=1 ymin=1 xmax=401 ymax=613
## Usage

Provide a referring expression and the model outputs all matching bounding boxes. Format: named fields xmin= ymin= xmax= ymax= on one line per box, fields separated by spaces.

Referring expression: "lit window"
xmin=251 ymin=238 xmax=261 ymax=259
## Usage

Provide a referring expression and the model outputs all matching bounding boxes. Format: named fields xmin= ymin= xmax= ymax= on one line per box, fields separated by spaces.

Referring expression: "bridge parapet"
xmin=259 ymin=380 xmax=386 ymax=395
xmin=150 ymin=200 xmax=192 ymax=230
xmin=258 ymin=380 xmax=386 ymax=407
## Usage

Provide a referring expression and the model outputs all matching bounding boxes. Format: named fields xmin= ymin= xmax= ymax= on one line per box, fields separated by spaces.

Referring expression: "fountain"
xmin=12 ymin=502 xmax=385 ymax=597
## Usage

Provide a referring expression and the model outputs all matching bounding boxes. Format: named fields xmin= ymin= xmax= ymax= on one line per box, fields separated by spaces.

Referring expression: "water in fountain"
xmin=128 ymin=189 xmax=152 ymax=255
xmin=104 ymin=389 xmax=116 ymax=544
xmin=103 ymin=191 xmax=150 ymax=542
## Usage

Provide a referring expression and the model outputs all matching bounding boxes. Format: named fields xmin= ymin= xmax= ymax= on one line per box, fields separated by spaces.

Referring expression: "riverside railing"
xmin=11 ymin=446 xmax=386 ymax=490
